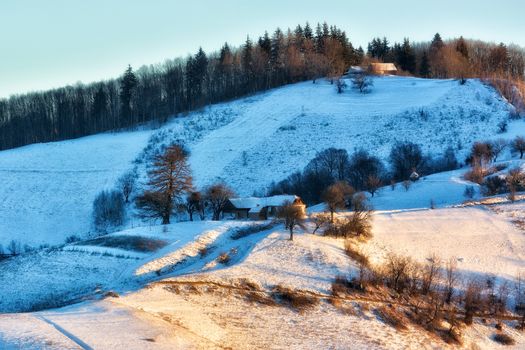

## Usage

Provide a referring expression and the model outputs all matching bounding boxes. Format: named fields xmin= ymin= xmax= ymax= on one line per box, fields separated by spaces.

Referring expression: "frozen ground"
xmin=1 ymin=76 xmax=525 ymax=348
xmin=2 ymin=211 xmax=525 ymax=349
xmin=0 ymin=130 xmax=152 ymax=246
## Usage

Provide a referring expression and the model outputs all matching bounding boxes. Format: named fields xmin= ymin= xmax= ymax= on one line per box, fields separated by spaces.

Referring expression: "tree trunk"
xmin=289 ymin=227 xmax=294 ymax=241
xmin=162 ymin=214 xmax=170 ymax=225
xmin=189 ymin=211 xmax=193 ymax=221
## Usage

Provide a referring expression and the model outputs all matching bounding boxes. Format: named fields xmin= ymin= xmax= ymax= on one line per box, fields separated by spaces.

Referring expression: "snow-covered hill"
xmin=0 ymin=76 xmax=518 ymax=246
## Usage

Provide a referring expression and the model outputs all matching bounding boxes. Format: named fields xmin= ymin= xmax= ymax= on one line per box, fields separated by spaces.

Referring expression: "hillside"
xmin=2 ymin=197 xmax=525 ymax=348
xmin=0 ymin=76 xmax=517 ymax=247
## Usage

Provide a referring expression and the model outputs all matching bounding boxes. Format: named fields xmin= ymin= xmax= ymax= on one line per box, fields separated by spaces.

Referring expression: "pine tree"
xmin=119 ymin=65 xmax=138 ymax=125
xmin=430 ymin=33 xmax=444 ymax=51
xmin=258 ymin=31 xmax=271 ymax=57
xmin=419 ymin=51 xmax=431 ymax=77
xmin=456 ymin=36 xmax=469 ymax=58
xmin=303 ymin=22 xmax=313 ymax=40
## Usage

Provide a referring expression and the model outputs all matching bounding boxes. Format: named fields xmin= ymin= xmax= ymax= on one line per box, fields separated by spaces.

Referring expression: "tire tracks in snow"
xmin=36 ymin=316 xmax=93 ymax=350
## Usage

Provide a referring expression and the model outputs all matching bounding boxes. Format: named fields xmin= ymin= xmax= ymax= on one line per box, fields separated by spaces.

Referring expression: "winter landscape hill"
xmin=2 ymin=76 xmax=525 ymax=349
xmin=0 ymin=76 xmax=514 ymax=246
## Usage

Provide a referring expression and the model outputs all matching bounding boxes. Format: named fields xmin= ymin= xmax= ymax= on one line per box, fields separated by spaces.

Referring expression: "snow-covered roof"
xmin=346 ymin=66 xmax=364 ymax=73
xmin=229 ymin=195 xmax=300 ymax=213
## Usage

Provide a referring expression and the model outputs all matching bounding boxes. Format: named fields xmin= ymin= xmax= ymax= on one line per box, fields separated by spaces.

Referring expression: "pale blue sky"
xmin=1 ymin=0 xmax=523 ymax=98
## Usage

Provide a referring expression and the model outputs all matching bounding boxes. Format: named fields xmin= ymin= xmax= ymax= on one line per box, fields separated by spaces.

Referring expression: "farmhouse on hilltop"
xmin=224 ymin=195 xmax=306 ymax=220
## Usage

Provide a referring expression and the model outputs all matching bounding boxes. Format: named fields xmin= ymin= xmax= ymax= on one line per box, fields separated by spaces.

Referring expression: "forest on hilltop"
xmin=0 ymin=22 xmax=523 ymax=151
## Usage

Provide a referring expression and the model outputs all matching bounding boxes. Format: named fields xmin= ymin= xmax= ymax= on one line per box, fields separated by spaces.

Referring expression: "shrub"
xmin=65 ymin=235 xmax=81 ymax=244
xmin=93 ymin=189 xmax=125 ymax=232
xmin=7 ymin=240 xmax=22 ymax=256
xmin=344 ymin=240 xmax=369 ymax=266
xmin=482 ymin=176 xmax=508 ymax=196
xmin=464 ymin=166 xmax=485 ymax=184
xmin=230 ymin=223 xmax=275 ymax=240
xmin=463 ymin=186 xmax=475 ymax=199
xmin=493 ymin=333 xmax=516 ymax=345
xmin=498 ymin=120 xmax=508 ymax=133
xmin=217 ymin=252 xmax=231 ymax=265
xmin=375 ymin=306 xmax=408 ymax=331
xmin=389 ymin=142 xmax=424 ymax=181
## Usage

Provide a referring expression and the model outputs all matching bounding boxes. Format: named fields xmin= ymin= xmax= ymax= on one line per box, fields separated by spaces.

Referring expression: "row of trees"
xmin=0 ymin=22 xmax=362 ymax=150
xmin=93 ymin=144 xmax=238 ymax=229
xmin=269 ymin=143 xmax=458 ymax=205
xmin=367 ymin=33 xmax=525 ymax=81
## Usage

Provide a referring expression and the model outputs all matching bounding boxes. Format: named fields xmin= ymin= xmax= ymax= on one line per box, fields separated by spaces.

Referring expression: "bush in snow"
xmin=463 ymin=185 xmax=475 ymax=199
xmin=482 ymin=176 xmax=508 ymax=196
xmin=512 ymin=136 xmax=525 ymax=159
xmin=352 ymin=72 xmax=373 ymax=93
xmin=322 ymin=181 xmax=354 ymax=223
xmin=117 ymin=169 xmax=137 ymax=203
xmin=92 ymin=189 xmax=125 ymax=232
xmin=491 ymin=138 xmax=508 ymax=162
xmin=335 ymin=78 xmax=347 ymax=94
xmin=7 ymin=240 xmax=22 ymax=256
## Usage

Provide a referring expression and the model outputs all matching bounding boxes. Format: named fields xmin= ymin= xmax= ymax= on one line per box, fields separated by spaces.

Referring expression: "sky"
xmin=1 ymin=0 xmax=524 ymax=98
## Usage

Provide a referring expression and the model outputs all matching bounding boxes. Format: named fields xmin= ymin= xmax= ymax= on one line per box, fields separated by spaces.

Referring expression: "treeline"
xmin=269 ymin=144 xmax=458 ymax=205
xmin=367 ymin=33 xmax=525 ymax=80
xmin=367 ymin=34 xmax=525 ymax=111
xmin=0 ymin=22 xmax=361 ymax=150
xmin=1 ymin=28 xmax=524 ymax=151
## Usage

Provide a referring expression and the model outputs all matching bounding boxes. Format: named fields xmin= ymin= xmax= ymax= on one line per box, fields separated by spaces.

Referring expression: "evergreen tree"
xmin=419 ymin=51 xmax=431 ymax=77
xmin=119 ymin=65 xmax=138 ymax=125
xmin=430 ymin=33 xmax=444 ymax=51
xmin=258 ymin=31 xmax=271 ymax=56
xmin=456 ymin=36 xmax=469 ymax=58
xmin=92 ymin=84 xmax=109 ymax=129
xmin=303 ymin=22 xmax=313 ymax=40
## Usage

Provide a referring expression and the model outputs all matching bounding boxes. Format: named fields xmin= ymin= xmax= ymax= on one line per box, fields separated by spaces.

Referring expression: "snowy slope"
xmin=0 ymin=130 xmax=152 ymax=246
xmin=2 ymin=210 xmax=525 ymax=349
xmin=0 ymin=76 xmax=517 ymax=246
xmin=188 ymin=77 xmax=513 ymax=194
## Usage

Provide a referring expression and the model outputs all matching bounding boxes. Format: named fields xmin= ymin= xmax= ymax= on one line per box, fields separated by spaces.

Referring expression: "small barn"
xmin=224 ymin=195 xmax=306 ymax=220
xmin=368 ymin=63 xmax=397 ymax=75
xmin=344 ymin=66 xmax=365 ymax=76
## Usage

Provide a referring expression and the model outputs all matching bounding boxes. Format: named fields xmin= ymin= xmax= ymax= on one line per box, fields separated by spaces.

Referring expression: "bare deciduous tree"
xmin=311 ymin=212 xmax=330 ymax=234
xmin=322 ymin=181 xmax=354 ymax=223
xmin=491 ymin=138 xmax=507 ymax=162
xmin=278 ymin=200 xmax=305 ymax=241
xmin=513 ymin=136 xmax=525 ymax=159
xmin=366 ymin=175 xmax=382 ymax=197
xmin=205 ymin=183 xmax=234 ymax=220
xmin=136 ymin=144 xmax=193 ymax=224
xmin=185 ymin=191 xmax=203 ymax=221
xmin=118 ymin=169 xmax=137 ymax=203
xmin=352 ymin=71 xmax=373 ymax=93
xmin=421 ymin=254 xmax=442 ymax=295
xmin=444 ymin=257 xmax=458 ymax=303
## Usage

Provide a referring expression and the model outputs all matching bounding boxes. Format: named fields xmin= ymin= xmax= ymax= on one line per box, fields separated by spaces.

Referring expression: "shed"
xmin=224 ymin=195 xmax=306 ymax=220
xmin=368 ymin=63 xmax=397 ymax=75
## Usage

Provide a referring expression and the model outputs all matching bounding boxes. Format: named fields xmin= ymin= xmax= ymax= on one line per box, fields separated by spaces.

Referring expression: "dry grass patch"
xmin=79 ymin=235 xmax=167 ymax=252
xmin=375 ymin=305 xmax=409 ymax=331
xmin=493 ymin=333 xmax=516 ymax=345
xmin=271 ymin=285 xmax=319 ymax=312
xmin=245 ymin=291 xmax=277 ymax=306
